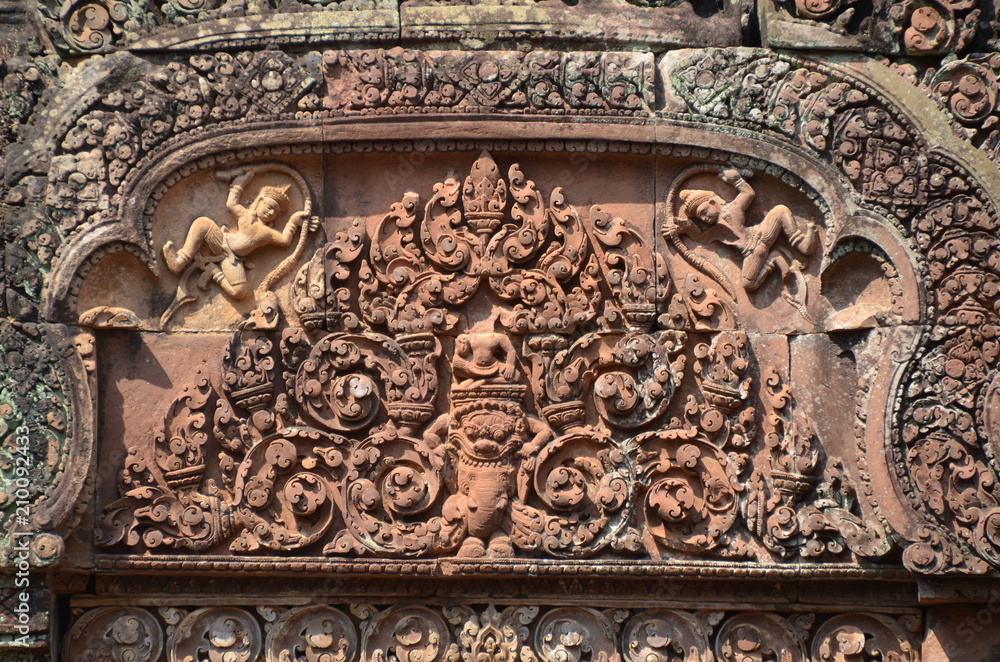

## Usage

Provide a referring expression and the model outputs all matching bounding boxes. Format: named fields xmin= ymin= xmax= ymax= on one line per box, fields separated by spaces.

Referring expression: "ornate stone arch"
xmin=2 ymin=14 xmax=1000 ymax=656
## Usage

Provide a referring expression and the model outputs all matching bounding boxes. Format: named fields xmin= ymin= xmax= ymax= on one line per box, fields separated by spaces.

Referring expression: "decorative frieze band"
xmin=65 ymin=604 xmax=920 ymax=662
xmin=323 ymin=50 xmax=655 ymax=116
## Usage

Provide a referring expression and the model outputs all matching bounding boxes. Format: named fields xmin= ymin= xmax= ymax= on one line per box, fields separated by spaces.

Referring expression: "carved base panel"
xmin=64 ymin=600 xmax=920 ymax=662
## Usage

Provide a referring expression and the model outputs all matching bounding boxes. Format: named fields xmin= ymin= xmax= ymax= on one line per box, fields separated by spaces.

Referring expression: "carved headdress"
xmin=679 ymin=189 xmax=717 ymax=220
xmin=259 ymin=184 xmax=292 ymax=210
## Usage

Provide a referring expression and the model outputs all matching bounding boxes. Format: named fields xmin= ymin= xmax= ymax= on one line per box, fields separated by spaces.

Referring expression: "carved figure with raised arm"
xmin=665 ymin=166 xmax=818 ymax=320
xmin=159 ymin=163 xmax=316 ymax=325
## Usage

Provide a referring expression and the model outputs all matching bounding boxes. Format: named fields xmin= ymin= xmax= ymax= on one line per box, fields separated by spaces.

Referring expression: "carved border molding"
xmin=664 ymin=48 xmax=1000 ymax=574
xmin=0 ymin=321 xmax=94 ymax=569
xmin=64 ymin=603 xmax=921 ymax=662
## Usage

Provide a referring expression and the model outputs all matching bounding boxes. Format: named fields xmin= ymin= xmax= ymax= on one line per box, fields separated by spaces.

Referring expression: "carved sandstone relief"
xmin=64 ymin=603 xmax=921 ymax=662
xmin=159 ymin=162 xmax=318 ymax=326
xmin=663 ymin=48 xmax=1000 ymax=575
xmin=760 ymin=0 xmax=988 ymax=55
xmin=94 ymin=150 xmax=906 ymax=566
xmin=7 ymin=44 xmax=999 ymax=577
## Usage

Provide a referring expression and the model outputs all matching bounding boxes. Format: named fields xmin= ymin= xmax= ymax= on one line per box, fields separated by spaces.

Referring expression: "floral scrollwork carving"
xmin=59 ymin=0 xmax=128 ymax=52
xmin=622 ymin=610 xmax=712 ymax=662
xmin=291 ymin=329 xmax=441 ymax=437
xmin=535 ymin=608 xmax=619 ymax=662
xmin=593 ymin=332 xmax=687 ymax=431
xmin=716 ymin=612 xmax=805 ymax=662
xmin=327 ymin=428 xmax=463 ymax=557
xmin=230 ymin=428 xmax=345 ymax=553
xmin=97 ymin=368 xmax=235 ymax=551
xmin=359 ymin=151 xmax=601 ymax=336
xmin=510 ymin=428 xmax=633 ymax=557
xmin=65 ymin=607 xmax=164 ymax=662
xmin=265 ymin=606 xmax=358 ymax=662
xmin=811 ymin=613 xmax=916 ymax=662
xmin=635 ymin=431 xmax=740 ymax=556
xmin=168 ymin=607 xmax=263 ymax=662
xmin=445 ymin=604 xmax=538 ymax=662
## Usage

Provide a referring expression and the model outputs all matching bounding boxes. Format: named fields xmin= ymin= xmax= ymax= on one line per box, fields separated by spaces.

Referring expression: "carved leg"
xmin=788 ymin=220 xmax=818 ymax=255
xmin=217 ymin=256 xmax=250 ymax=300
xmin=212 ymin=270 xmax=250 ymax=300
xmin=162 ymin=241 xmax=193 ymax=275
xmin=741 ymin=251 xmax=790 ymax=292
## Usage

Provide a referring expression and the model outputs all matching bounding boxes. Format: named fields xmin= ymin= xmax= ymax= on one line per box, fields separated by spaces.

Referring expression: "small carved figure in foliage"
xmin=452 ymin=332 xmax=519 ymax=387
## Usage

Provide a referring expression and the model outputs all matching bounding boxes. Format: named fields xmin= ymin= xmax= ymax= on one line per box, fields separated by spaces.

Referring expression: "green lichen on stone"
xmin=0 ymin=650 xmax=41 ymax=662
xmin=0 ymin=322 xmax=70 ymax=565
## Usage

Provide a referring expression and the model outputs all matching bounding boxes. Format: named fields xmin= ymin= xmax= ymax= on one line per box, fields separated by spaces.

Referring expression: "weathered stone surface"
xmin=2 ymin=0 xmax=1000 ymax=656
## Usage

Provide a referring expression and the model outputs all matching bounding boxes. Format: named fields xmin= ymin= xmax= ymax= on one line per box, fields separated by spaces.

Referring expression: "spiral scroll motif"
xmin=232 ymin=428 xmax=344 ymax=552
xmin=266 ymin=606 xmax=358 ymax=662
xmin=637 ymin=432 xmax=739 ymax=554
xmin=65 ymin=607 xmax=164 ymax=662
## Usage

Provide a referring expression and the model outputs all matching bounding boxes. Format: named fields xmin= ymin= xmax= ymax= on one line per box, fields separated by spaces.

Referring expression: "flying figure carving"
xmin=664 ymin=166 xmax=819 ymax=321
xmin=160 ymin=163 xmax=316 ymax=326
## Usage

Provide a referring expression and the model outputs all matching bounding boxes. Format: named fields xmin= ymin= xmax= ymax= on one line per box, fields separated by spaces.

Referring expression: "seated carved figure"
xmin=675 ymin=169 xmax=817 ymax=293
xmin=162 ymin=169 xmax=309 ymax=300
xmin=452 ymin=332 xmax=518 ymax=387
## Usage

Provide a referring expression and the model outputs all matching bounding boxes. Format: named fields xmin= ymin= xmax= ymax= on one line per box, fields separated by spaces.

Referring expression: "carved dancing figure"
xmin=160 ymin=164 xmax=315 ymax=325
xmin=664 ymin=166 xmax=818 ymax=320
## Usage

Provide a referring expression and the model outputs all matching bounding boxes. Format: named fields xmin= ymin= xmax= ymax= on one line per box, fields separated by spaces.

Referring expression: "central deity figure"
xmin=452 ymin=332 xmax=518 ymax=387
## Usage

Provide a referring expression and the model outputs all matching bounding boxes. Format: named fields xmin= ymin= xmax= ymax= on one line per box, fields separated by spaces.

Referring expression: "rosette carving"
xmin=716 ymin=613 xmax=805 ymax=662
xmin=535 ymin=608 xmax=618 ymax=662
xmin=65 ymin=607 xmax=164 ymax=662
xmin=60 ymin=0 xmax=127 ymax=51
xmin=524 ymin=329 xmax=687 ymax=433
xmin=168 ymin=607 xmax=262 ymax=662
xmin=265 ymin=606 xmax=358 ymax=662
xmin=811 ymin=614 xmax=916 ymax=662
xmin=622 ymin=610 xmax=712 ymax=662
xmin=928 ymin=57 xmax=999 ymax=128
xmin=361 ymin=607 xmax=456 ymax=662
xmin=593 ymin=331 xmax=686 ymax=430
